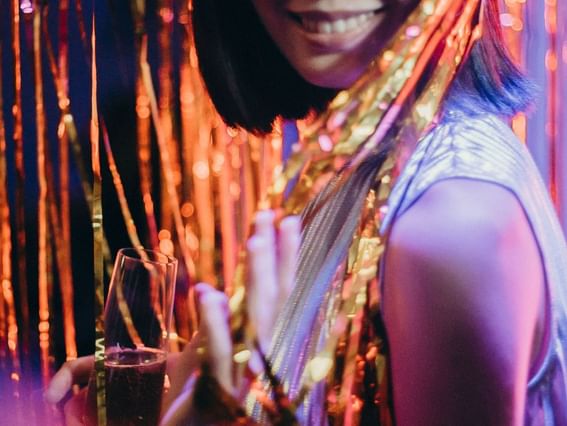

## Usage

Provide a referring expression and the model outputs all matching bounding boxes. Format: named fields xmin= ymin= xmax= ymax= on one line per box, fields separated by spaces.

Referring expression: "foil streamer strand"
xmin=90 ymin=11 xmax=107 ymax=426
xmin=545 ymin=0 xmax=559 ymax=204
xmin=45 ymin=139 xmax=79 ymax=366
xmin=136 ymin=78 xmax=160 ymax=250
xmin=140 ymin=35 xmax=197 ymax=295
xmin=213 ymin=127 xmax=238 ymax=293
xmin=11 ymin=0 xmax=29 ymax=354
xmin=41 ymin=12 xmax=114 ymax=278
xmin=193 ymin=106 xmax=216 ymax=285
xmin=178 ymin=10 xmax=206 ymax=336
xmin=131 ymin=0 xmax=160 ymax=255
xmin=74 ymin=0 xmax=90 ymax=61
xmin=33 ymin=0 xmax=52 ymax=386
xmin=56 ymin=0 xmax=77 ymax=362
xmin=37 ymin=2 xmax=79 ymax=363
xmin=101 ymin=123 xmax=144 ymax=249
xmin=502 ymin=1 xmax=527 ymax=143
xmin=158 ymin=0 xmax=180 ymax=237
xmin=0 ymin=45 xmax=22 ymax=406
xmin=268 ymin=0 xmax=463 ymax=214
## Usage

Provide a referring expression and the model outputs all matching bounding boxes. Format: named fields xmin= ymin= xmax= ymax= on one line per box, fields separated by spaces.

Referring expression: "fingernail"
xmin=194 ymin=283 xmax=213 ymax=296
xmin=280 ymin=215 xmax=301 ymax=233
xmin=247 ymin=235 xmax=267 ymax=252
xmin=43 ymin=388 xmax=59 ymax=404
xmin=255 ymin=210 xmax=275 ymax=225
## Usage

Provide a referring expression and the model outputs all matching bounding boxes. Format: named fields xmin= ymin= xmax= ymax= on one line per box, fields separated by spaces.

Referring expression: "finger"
xmin=254 ymin=210 xmax=276 ymax=246
xmin=163 ymin=283 xmax=214 ymax=410
xmin=198 ymin=287 xmax=233 ymax=395
xmin=277 ymin=215 xmax=301 ymax=306
xmin=251 ymin=209 xmax=278 ymax=310
xmin=247 ymin=235 xmax=278 ymax=352
xmin=63 ymin=388 xmax=87 ymax=426
xmin=163 ymin=335 xmax=202 ymax=412
xmin=159 ymin=375 xmax=197 ymax=426
xmin=44 ymin=356 xmax=94 ymax=404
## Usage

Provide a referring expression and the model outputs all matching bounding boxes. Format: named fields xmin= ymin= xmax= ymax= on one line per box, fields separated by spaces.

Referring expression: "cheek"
xmin=250 ymin=1 xmax=290 ymax=51
xmin=251 ymin=1 xmax=283 ymax=33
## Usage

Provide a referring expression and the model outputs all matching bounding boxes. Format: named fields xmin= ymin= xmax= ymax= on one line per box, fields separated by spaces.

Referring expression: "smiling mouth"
xmin=288 ymin=8 xmax=385 ymax=35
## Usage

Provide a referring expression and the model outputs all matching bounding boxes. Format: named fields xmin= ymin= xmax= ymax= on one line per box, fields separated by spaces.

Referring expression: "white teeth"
xmin=333 ymin=19 xmax=346 ymax=33
xmin=319 ymin=21 xmax=333 ymax=34
xmin=358 ymin=12 xmax=373 ymax=24
xmin=345 ymin=16 xmax=359 ymax=31
xmin=301 ymin=12 xmax=374 ymax=34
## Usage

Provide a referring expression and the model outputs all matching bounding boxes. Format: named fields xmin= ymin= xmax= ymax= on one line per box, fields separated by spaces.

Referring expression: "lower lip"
xmin=289 ymin=11 xmax=384 ymax=52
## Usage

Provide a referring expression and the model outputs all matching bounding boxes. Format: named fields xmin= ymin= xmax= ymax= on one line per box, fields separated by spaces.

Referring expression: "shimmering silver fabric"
xmin=381 ymin=113 xmax=567 ymax=426
xmin=247 ymin=156 xmax=386 ymax=425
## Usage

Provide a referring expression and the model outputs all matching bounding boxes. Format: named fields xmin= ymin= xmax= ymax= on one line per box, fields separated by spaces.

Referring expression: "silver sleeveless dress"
xmin=381 ymin=113 xmax=567 ymax=425
xmin=252 ymin=112 xmax=567 ymax=425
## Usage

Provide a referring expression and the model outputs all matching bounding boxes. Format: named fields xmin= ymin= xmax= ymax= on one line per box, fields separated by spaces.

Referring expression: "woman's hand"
xmin=161 ymin=284 xmax=233 ymax=425
xmin=247 ymin=210 xmax=300 ymax=353
xmin=43 ymin=286 xmax=233 ymax=426
xmin=43 ymin=287 xmax=233 ymax=426
xmin=44 ymin=210 xmax=301 ymax=425
xmin=44 ymin=355 xmax=94 ymax=425
xmin=162 ymin=211 xmax=301 ymax=424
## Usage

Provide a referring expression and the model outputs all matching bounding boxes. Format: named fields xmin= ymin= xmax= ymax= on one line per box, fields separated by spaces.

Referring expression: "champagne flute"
xmin=86 ymin=248 xmax=177 ymax=425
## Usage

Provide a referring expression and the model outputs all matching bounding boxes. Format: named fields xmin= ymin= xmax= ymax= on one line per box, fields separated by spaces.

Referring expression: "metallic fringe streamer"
xmin=192 ymin=100 xmax=216 ymax=285
xmin=268 ymin=0 xmax=465 ymax=214
xmin=502 ymin=0 xmax=528 ymax=143
xmin=56 ymin=0 xmax=78 ymax=362
xmin=132 ymin=0 xmax=160 ymax=254
xmin=158 ymin=0 xmax=181 ymax=245
xmin=11 ymin=0 xmax=29 ymax=355
xmin=101 ymin=123 xmax=144 ymax=249
xmin=41 ymin=8 xmax=114 ymax=278
xmin=33 ymin=0 xmax=52 ymax=386
xmin=74 ymin=0 xmax=89 ymax=60
xmin=3 ymin=0 xmax=564 ymax=421
xmin=554 ymin=0 xmax=567 ymax=227
xmin=0 ymin=43 xmax=23 ymax=406
xmin=140 ymin=34 xmax=198 ymax=319
xmin=135 ymin=79 xmax=160 ymax=250
xmin=212 ymin=126 xmax=238 ymax=293
xmin=545 ymin=0 xmax=559 ymax=205
xmin=90 ymin=11 xmax=107 ymax=426
xmin=40 ymin=1 xmax=78 ymax=364
xmin=178 ymin=6 xmax=199 ymax=339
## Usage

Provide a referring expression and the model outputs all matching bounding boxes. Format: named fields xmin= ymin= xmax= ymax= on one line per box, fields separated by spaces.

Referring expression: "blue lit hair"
xmin=443 ymin=0 xmax=535 ymax=118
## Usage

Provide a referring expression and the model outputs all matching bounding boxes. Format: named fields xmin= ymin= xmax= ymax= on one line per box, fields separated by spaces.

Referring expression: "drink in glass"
xmin=85 ymin=248 xmax=177 ymax=425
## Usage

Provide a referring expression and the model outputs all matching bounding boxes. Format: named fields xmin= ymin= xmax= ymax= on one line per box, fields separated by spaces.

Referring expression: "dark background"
xmin=0 ymin=0 xmax=186 ymax=387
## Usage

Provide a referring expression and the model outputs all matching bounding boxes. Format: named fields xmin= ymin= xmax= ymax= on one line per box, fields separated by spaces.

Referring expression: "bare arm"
xmin=383 ymin=179 xmax=545 ymax=426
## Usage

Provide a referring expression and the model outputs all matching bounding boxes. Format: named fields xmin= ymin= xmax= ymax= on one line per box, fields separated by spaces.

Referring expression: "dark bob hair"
xmin=193 ymin=0 xmax=533 ymax=134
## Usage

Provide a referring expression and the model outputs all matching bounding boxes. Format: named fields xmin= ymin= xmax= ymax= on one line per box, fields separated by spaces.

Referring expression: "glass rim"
xmin=117 ymin=247 xmax=178 ymax=267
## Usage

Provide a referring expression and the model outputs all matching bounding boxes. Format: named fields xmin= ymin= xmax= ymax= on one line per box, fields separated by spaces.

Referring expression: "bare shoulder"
xmin=389 ymin=178 xmax=532 ymax=253
xmin=387 ymin=177 xmax=543 ymax=274
xmin=384 ymin=177 xmax=543 ymax=315
xmin=383 ymin=177 xmax=545 ymax=425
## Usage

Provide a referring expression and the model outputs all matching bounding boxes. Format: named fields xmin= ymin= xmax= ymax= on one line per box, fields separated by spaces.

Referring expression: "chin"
xmin=294 ymin=62 xmax=363 ymax=90
xmin=284 ymin=44 xmax=372 ymax=89
xmin=303 ymin=73 xmax=357 ymax=90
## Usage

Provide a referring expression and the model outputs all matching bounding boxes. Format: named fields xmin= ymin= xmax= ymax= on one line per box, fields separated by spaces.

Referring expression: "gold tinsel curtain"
xmin=0 ymin=0 xmax=564 ymax=423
